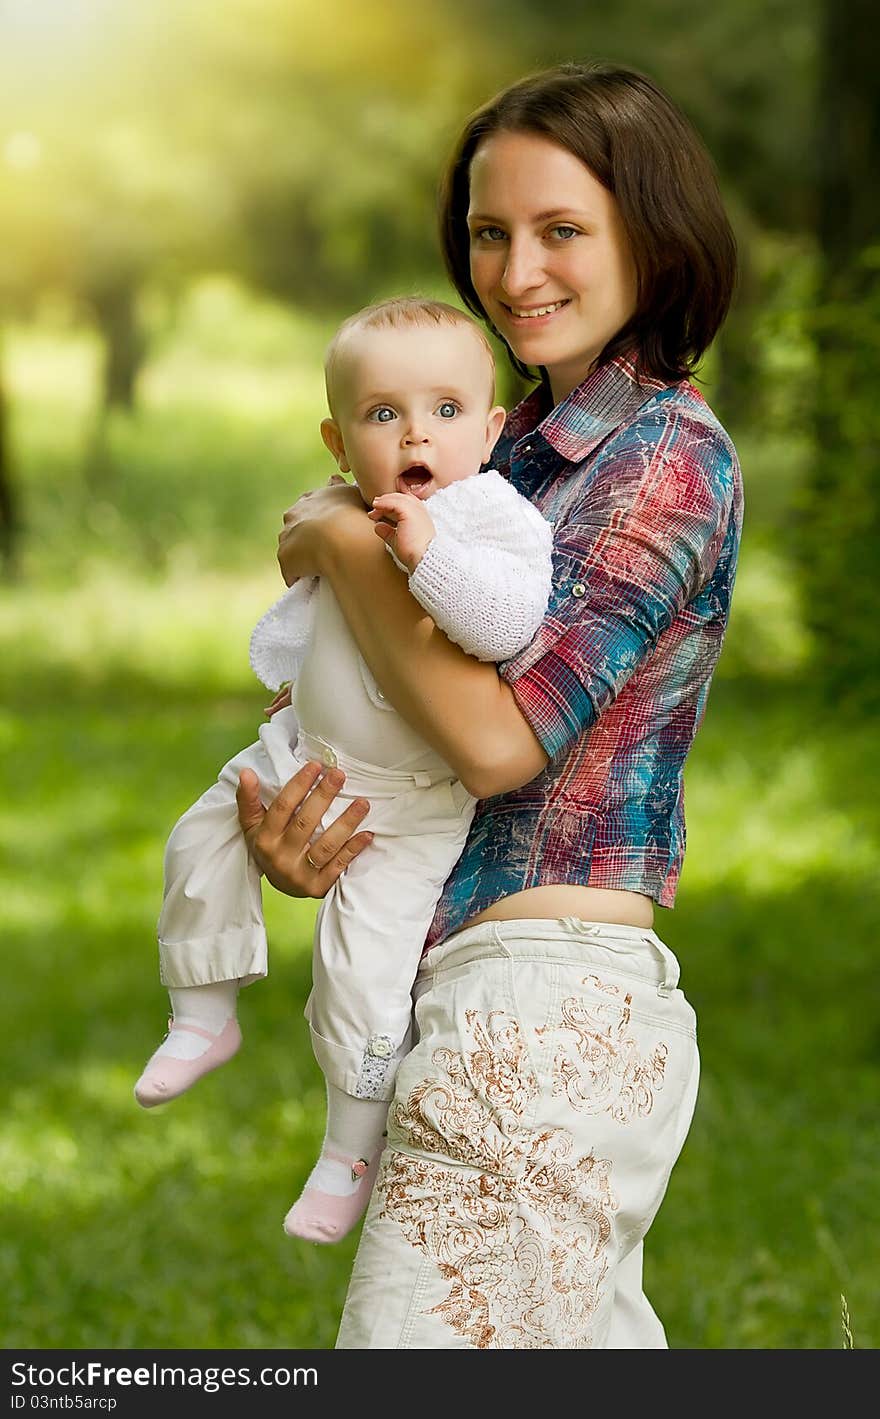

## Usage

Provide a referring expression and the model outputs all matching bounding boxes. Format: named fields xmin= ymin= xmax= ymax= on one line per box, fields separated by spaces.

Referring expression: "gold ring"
xmin=305 ymin=851 xmax=320 ymax=871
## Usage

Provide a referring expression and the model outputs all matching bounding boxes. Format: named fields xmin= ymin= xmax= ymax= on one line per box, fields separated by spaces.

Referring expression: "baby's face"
xmin=322 ymin=323 xmax=506 ymax=505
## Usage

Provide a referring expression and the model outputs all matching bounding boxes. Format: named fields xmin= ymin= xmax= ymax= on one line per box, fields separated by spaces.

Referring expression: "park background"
xmin=1 ymin=0 xmax=877 ymax=1350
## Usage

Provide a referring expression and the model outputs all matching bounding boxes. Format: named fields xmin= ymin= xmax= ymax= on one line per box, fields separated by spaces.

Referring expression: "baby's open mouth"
xmin=396 ymin=465 xmax=433 ymax=496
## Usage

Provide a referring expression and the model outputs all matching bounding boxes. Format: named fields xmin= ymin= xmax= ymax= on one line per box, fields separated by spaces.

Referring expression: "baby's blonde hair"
xmin=324 ymin=296 xmax=496 ymax=415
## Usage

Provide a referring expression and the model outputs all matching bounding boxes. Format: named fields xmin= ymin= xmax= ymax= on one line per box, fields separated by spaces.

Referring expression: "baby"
xmin=134 ymin=297 xmax=553 ymax=1244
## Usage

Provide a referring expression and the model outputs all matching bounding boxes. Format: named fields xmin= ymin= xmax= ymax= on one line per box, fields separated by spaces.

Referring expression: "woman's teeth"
xmin=508 ymin=301 xmax=568 ymax=318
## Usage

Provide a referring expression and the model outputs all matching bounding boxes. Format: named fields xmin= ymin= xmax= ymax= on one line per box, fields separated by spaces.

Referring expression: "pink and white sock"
xmin=134 ymin=980 xmax=240 ymax=1107
xmin=158 ymin=982 xmax=238 ymax=1056
xmin=283 ymin=1084 xmax=389 ymax=1244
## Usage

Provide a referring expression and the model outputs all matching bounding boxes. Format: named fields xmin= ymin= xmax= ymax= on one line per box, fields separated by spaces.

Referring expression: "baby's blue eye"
xmin=369 ymin=406 xmax=396 ymax=422
xmin=437 ymin=401 xmax=459 ymax=419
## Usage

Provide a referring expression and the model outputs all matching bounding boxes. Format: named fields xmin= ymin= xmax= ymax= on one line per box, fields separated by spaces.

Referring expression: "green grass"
xmin=2 ymin=294 xmax=877 ymax=1349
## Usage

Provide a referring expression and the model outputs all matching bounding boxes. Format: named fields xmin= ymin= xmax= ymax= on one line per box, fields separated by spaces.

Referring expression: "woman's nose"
xmin=501 ymin=238 xmax=546 ymax=298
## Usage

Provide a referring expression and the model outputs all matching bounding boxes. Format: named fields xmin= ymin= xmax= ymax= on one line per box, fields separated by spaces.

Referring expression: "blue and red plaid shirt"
xmin=425 ymin=351 xmax=743 ymax=950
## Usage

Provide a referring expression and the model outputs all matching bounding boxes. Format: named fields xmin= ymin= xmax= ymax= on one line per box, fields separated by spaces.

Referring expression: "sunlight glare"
xmin=0 ymin=0 xmax=117 ymax=46
xmin=3 ymin=131 xmax=42 ymax=169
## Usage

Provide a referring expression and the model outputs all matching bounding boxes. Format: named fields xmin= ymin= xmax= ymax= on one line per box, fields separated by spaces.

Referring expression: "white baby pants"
xmin=157 ymin=706 xmax=475 ymax=1101
xmin=336 ymin=916 xmax=700 ymax=1348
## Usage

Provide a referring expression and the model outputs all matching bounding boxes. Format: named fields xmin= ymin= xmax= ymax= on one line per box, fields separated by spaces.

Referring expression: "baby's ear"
xmin=484 ymin=404 xmax=507 ymax=458
xmin=321 ymin=417 xmax=350 ymax=472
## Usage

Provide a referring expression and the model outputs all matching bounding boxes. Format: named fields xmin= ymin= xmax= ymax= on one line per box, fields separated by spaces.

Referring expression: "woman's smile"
xmin=500 ymin=298 xmax=572 ymax=325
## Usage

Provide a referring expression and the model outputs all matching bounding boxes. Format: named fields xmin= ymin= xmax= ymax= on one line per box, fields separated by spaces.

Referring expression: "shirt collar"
xmin=507 ymin=351 xmax=672 ymax=466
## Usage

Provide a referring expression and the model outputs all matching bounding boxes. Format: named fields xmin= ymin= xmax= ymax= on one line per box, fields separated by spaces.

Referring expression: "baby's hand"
xmin=368 ymin=492 xmax=436 ymax=573
xmin=264 ymin=683 xmax=292 ymax=717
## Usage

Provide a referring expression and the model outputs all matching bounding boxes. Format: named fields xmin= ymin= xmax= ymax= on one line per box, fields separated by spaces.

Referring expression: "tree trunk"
xmin=91 ymin=273 xmax=144 ymax=411
xmin=83 ymin=273 xmax=145 ymax=488
xmin=805 ymin=0 xmax=880 ymax=708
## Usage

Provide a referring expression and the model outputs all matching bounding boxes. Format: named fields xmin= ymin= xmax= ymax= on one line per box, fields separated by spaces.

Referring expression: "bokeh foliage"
xmin=1 ymin=0 xmax=877 ymax=1350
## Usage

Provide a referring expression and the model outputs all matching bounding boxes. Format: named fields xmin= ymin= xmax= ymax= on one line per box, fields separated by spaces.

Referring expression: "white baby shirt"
xmin=248 ymin=470 xmax=554 ymax=698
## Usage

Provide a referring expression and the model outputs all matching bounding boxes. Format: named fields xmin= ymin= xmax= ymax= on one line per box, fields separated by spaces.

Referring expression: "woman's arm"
xmin=279 ymin=482 xmax=548 ymax=799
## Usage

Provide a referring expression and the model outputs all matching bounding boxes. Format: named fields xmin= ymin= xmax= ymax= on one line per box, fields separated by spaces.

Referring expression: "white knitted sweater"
xmin=248 ymin=470 xmax=554 ymax=692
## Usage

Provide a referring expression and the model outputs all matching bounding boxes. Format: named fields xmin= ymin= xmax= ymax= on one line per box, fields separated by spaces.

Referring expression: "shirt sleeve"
xmin=405 ymin=471 xmax=554 ymax=662
xmin=500 ymin=413 xmax=736 ymax=759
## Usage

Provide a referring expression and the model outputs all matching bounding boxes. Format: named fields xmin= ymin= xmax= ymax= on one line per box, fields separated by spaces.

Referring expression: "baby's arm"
xmin=371 ymin=472 xmax=554 ymax=663
xmin=368 ymin=492 xmax=435 ymax=574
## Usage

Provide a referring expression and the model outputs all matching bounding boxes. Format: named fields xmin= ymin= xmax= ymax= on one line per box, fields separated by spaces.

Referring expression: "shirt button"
xmin=571 ymin=582 xmax=586 ymax=598
xmin=368 ymin=1034 xmax=393 ymax=1059
xmin=377 ymin=690 xmax=386 ymax=701
xmin=322 ymin=747 xmax=338 ymax=767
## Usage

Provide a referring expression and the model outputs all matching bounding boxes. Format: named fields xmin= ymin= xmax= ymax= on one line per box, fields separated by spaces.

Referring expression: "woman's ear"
xmin=320 ymin=417 xmax=350 ymax=472
xmin=483 ymin=405 xmax=507 ymax=462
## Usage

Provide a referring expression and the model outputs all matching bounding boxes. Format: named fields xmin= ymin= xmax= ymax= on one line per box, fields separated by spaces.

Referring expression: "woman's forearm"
xmin=321 ymin=518 xmax=548 ymax=798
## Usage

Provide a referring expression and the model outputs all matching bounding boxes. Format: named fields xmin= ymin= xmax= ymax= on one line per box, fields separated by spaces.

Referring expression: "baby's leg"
xmin=133 ymin=982 xmax=243 ymax=1108
xmin=284 ymin=776 xmax=474 ymax=1242
xmin=282 ymin=1073 xmax=404 ymax=1244
xmin=136 ymin=712 xmax=302 ymax=1108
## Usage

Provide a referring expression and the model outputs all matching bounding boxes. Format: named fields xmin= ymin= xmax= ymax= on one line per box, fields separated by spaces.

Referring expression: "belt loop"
xmin=490 ymin=922 xmax=513 ymax=959
xmin=647 ymin=934 xmax=679 ymax=997
xmin=411 ymin=770 xmax=432 ymax=788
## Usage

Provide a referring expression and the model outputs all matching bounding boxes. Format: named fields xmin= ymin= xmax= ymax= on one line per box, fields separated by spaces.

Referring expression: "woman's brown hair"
xmin=439 ymin=62 xmax=737 ymax=385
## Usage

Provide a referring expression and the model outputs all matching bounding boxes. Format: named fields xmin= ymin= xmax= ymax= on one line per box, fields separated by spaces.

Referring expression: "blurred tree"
xmin=0 ymin=349 xmax=13 ymax=574
xmin=0 ymin=0 xmax=828 ymax=564
xmin=0 ymin=0 xmax=519 ymax=399
xmin=802 ymin=0 xmax=880 ymax=708
xmin=178 ymin=0 xmax=520 ymax=309
xmin=0 ymin=0 xmax=526 ymax=518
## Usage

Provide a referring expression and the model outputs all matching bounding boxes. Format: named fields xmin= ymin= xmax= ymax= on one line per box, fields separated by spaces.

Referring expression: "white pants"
xmin=336 ymin=917 xmax=700 ymax=1348
xmin=157 ymin=706 xmax=475 ymax=1100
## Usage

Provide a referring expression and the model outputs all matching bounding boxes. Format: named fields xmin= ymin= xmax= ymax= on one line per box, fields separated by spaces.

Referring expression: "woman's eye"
xmin=368 ymin=407 xmax=396 ymax=423
xmin=550 ymin=225 xmax=579 ymax=241
xmin=436 ymin=401 xmax=459 ymax=419
xmin=472 ymin=226 xmax=506 ymax=243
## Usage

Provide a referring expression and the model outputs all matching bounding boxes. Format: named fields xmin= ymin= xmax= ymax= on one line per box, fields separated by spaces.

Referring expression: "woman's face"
xmin=467 ymin=130 xmax=638 ymax=404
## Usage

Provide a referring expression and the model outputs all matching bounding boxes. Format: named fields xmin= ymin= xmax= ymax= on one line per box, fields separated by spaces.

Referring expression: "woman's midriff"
xmin=460 ymin=884 xmax=655 ymax=931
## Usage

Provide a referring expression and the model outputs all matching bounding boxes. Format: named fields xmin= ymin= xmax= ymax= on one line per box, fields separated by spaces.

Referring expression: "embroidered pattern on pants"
xmin=379 ymin=1008 xmax=617 ymax=1348
xmin=536 ymin=975 xmax=669 ymax=1121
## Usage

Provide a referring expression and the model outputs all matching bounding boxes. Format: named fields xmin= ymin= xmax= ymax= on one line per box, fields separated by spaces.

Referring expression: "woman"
xmin=237 ymin=62 xmax=742 ymax=1349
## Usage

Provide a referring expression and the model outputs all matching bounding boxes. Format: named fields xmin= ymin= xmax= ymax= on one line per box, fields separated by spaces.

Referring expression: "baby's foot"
xmin=134 ymin=1016 xmax=242 ymax=1108
xmin=283 ymin=1148 xmax=381 ymax=1244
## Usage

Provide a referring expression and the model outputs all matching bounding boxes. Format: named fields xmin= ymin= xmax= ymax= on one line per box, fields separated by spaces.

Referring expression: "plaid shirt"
xmin=425 ymin=351 xmax=743 ymax=950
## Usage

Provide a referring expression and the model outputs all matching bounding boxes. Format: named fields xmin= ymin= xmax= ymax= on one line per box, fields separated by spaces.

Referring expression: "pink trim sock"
xmin=134 ymin=980 xmax=241 ymax=1108
xmin=283 ymin=1083 xmax=391 ymax=1243
xmin=134 ymin=1017 xmax=242 ymax=1107
xmin=283 ymin=1148 xmax=382 ymax=1244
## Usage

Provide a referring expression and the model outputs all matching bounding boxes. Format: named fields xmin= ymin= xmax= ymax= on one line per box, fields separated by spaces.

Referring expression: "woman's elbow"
xmin=444 ymin=680 xmax=549 ymax=799
xmin=460 ymin=741 xmax=549 ymax=800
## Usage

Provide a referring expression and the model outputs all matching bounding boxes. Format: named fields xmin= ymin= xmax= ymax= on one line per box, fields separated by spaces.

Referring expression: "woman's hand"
xmin=263 ymin=684 xmax=292 ymax=718
xmin=236 ymin=763 xmax=374 ymax=898
xmin=277 ymin=475 xmax=367 ymax=587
